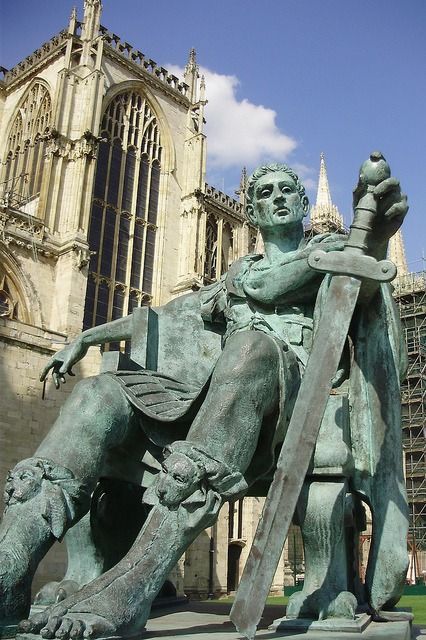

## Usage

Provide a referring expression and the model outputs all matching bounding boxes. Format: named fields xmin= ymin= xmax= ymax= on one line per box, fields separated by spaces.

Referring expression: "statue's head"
xmin=155 ymin=452 xmax=203 ymax=507
xmin=246 ymin=163 xmax=309 ymax=231
xmin=4 ymin=459 xmax=45 ymax=506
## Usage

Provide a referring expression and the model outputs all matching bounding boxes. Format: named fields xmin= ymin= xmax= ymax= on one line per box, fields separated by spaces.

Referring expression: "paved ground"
xmin=144 ymin=601 xmax=425 ymax=639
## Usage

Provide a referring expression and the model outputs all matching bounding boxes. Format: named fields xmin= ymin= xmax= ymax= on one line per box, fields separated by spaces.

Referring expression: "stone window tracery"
xmin=0 ymin=267 xmax=28 ymax=322
xmin=204 ymin=215 xmax=218 ymax=283
xmin=83 ymin=91 xmax=162 ymax=343
xmin=203 ymin=215 xmax=235 ymax=284
xmin=2 ymin=83 xmax=52 ymax=203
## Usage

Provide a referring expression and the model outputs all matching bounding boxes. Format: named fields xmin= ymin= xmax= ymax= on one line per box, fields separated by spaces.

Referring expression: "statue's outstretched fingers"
xmin=40 ymin=361 xmax=54 ymax=382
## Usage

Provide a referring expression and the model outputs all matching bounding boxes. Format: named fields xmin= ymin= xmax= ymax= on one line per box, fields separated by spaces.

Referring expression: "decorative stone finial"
xmin=199 ymin=74 xmax=206 ymax=101
xmin=184 ymin=48 xmax=199 ymax=103
xmin=187 ymin=48 xmax=197 ymax=71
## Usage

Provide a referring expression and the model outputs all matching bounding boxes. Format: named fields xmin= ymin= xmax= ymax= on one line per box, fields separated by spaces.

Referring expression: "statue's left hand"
xmin=40 ymin=338 xmax=88 ymax=389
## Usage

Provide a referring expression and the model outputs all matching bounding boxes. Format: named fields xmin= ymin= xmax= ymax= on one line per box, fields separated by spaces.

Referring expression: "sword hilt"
xmin=346 ymin=151 xmax=390 ymax=254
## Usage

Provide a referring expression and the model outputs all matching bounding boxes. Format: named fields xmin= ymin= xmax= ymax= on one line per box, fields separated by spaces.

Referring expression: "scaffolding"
xmin=393 ymin=271 xmax=426 ymax=562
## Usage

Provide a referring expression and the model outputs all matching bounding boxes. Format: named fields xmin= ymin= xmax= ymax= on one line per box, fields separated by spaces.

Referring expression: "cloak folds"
xmin=315 ymin=275 xmax=409 ymax=607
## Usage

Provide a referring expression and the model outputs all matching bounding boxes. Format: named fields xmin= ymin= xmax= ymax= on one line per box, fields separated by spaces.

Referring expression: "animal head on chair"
xmin=155 ymin=450 xmax=204 ymax=507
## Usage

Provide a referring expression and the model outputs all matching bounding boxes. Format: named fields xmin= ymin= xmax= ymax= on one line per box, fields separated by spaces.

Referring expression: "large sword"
xmin=230 ymin=152 xmax=398 ymax=640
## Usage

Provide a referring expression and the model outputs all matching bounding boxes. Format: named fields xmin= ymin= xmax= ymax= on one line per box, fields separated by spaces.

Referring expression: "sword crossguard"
xmin=308 ymin=250 xmax=397 ymax=283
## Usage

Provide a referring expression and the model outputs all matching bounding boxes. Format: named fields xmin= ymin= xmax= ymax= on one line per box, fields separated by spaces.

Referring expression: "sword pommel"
xmin=358 ymin=151 xmax=391 ymax=187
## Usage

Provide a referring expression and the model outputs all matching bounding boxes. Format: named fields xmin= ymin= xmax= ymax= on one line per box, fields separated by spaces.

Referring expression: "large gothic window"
xmin=2 ymin=82 xmax=52 ymax=204
xmin=83 ymin=91 xmax=162 ymax=338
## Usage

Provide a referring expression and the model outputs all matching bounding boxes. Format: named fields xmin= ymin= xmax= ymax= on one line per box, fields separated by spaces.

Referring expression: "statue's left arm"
xmin=242 ymin=237 xmax=345 ymax=305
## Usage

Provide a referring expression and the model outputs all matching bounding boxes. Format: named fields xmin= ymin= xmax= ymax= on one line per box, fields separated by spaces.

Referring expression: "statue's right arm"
xmin=40 ymin=314 xmax=133 ymax=389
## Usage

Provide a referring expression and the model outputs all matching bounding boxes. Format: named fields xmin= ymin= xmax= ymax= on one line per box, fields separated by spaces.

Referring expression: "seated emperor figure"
xmin=0 ymin=160 xmax=408 ymax=639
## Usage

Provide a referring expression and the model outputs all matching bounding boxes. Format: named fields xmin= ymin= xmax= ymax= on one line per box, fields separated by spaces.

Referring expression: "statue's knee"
xmin=224 ymin=331 xmax=279 ymax=372
xmin=72 ymin=375 xmax=120 ymax=410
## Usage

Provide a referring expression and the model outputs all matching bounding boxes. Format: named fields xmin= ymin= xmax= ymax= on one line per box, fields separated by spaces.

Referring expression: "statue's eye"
xmin=282 ymin=186 xmax=292 ymax=194
xmin=173 ymin=474 xmax=185 ymax=484
xmin=259 ymin=188 xmax=271 ymax=198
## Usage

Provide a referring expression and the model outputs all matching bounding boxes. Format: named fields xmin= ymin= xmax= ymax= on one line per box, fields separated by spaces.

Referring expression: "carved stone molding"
xmin=46 ymin=130 xmax=100 ymax=161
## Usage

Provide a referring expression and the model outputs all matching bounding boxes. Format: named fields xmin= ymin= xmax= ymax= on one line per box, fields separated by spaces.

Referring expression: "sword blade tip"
xmin=230 ymin=608 xmax=257 ymax=640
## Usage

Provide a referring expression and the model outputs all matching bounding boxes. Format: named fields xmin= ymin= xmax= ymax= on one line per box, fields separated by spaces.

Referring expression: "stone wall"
xmin=0 ymin=320 xmax=102 ymax=594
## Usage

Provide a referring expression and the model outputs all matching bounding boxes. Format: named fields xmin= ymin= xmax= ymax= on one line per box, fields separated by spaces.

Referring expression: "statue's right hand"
xmin=40 ymin=338 xmax=89 ymax=389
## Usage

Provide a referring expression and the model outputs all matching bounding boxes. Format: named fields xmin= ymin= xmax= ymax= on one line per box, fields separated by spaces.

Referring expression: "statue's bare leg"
xmin=287 ymin=480 xmax=357 ymax=620
xmin=19 ymin=332 xmax=291 ymax=639
xmin=0 ymin=375 xmax=140 ymax=624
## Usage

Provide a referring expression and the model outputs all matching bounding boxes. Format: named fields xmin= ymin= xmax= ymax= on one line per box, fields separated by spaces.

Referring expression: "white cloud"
xmin=167 ymin=65 xmax=297 ymax=170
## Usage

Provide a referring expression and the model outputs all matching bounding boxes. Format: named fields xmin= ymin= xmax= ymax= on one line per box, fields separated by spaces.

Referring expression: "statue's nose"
xmin=156 ymin=480 xmax=166 ymax=498
xmin=273 ymin=186 xmax=285 ymax=202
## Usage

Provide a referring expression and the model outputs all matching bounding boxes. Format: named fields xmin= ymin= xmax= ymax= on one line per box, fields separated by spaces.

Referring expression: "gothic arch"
xmin=101 ymin=81 xmax=176 ymax=173
xmin=2 ymin=79 xmax=53 ymax=202
xmin=0 ymin=246 xmax=42 ymax=326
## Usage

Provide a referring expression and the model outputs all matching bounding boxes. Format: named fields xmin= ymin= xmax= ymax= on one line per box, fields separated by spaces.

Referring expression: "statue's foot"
xmin=287 ymin=588 xmax=357 ymax=620
xmin=19 ymin=609 xmax=117 ymax=640
xmin=18 ymin=576 xmax=150 ymax=639
xmin=34 ymin=581 xmax=80 ymax=606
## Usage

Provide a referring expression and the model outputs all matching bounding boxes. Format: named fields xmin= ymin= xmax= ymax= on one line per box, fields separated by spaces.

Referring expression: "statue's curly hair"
xmin=246 ymin=163 xmax=309 ymax=212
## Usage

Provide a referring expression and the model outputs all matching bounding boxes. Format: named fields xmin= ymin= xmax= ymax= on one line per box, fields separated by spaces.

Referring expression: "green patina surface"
xmin=0 ymin=157 xmax=410 ymax=640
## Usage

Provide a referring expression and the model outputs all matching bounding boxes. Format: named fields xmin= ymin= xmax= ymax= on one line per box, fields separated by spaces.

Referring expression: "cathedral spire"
xmin=184 ymin=48 xmax=199 ymax=103
xmin=316 ymin=152 xmax=332 ymax=208
xmin=310 ymin=153 xmax=344 ymax=233
xmin=235 ymin=167 xmax=248 ymax=206
xmin=389 ymin=229 xmax=409 ymax=277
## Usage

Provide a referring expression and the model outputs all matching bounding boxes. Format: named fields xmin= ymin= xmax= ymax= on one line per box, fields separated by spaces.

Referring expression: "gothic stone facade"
xmin=0 ymin=0 xmax=267 ymax=598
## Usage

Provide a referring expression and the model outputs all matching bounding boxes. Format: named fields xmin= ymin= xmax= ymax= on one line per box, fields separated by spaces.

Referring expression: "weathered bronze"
xmin=0 ymin=155 xmax=409 ymax=640
xmin=230 ymin=152 xmax=401 ymax=639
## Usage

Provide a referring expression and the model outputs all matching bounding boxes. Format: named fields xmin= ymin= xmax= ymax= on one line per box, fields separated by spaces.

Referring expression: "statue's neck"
xmin=261 ymin=226 xmax=304 ymax=263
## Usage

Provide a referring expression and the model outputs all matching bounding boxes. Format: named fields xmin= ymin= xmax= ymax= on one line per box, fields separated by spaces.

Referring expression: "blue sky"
xmin=1 ymin=0 xmax=425 ymax=269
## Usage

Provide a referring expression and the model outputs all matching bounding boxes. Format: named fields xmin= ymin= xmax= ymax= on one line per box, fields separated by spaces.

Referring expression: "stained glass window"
xmin=83 ymin=92 xmax=162 ymax=345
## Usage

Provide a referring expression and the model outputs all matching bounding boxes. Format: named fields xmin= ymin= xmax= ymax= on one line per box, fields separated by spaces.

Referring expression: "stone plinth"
xmin=12 ymin=603 xmax=414 ymax=640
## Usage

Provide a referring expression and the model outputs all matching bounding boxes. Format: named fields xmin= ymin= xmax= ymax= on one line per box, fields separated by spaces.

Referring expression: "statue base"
xmin=12 ymin=609 xmax=413 ymax=640
xmin=269 ymin=613 xmax=372 ymax=633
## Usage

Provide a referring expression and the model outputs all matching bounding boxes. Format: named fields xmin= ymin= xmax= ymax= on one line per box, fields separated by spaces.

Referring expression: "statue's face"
xmin=249 ymin=171 xmax=305 ymax=231
xmin=4 ymin=463 xmax=43 ymax=507
xmin=155 ymin=453 xmax=201 ymax=507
